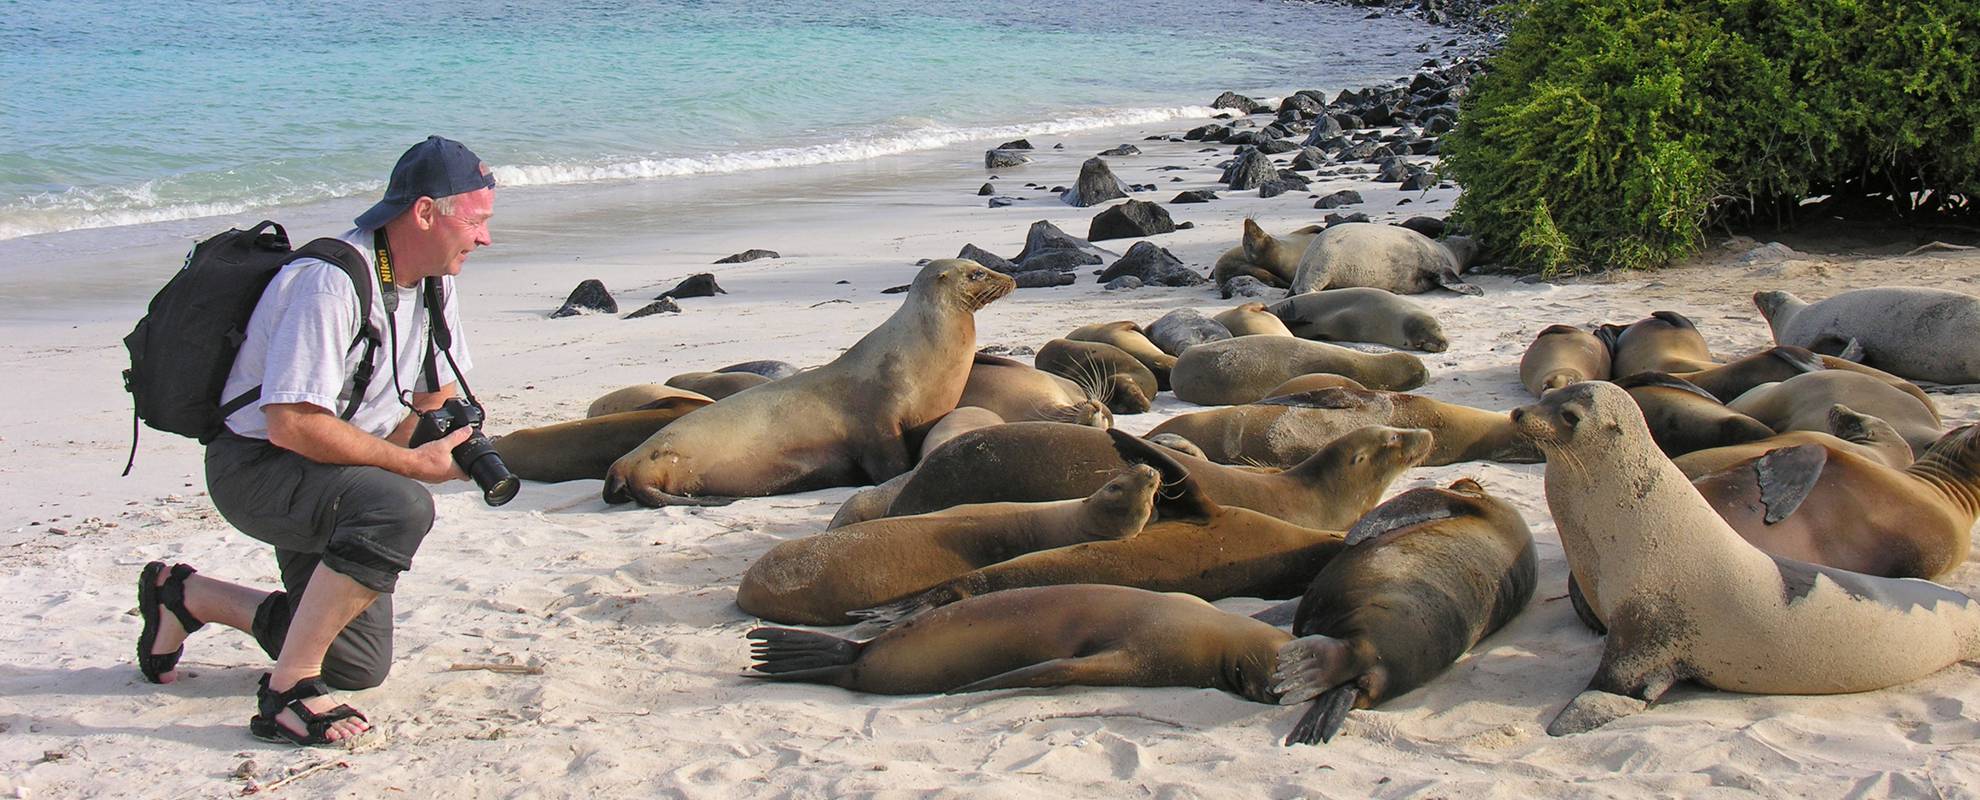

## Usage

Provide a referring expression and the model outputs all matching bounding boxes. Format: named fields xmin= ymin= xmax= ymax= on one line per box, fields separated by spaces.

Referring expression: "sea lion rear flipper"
xmin=1107 ymin=428 xmax=1220 ymax=521
xmin=1764 ymin=346 xmax=1825 ymax=375
xmin=848 ymin=582 xmax=966 ymax=628
xmin=1283 ymin=684 xmax=1360 ymax=746
xmin=745 ymin=627 xmax=861 ymax=681
xmin=1753 ymin=444 xmax=1827 ymax=524
xmin=1256 ymin=387 xmax=1392 ymax=413
xmin=948 ymin=652 xmax=1133 ymax=694
xmin=1436 ymin=271 xmax=1484 ymax=297
xmin=1250 ymin=599 xmax=1301 ymax=626
xmin=1343 ymin=486 xmax=1471 ymax=547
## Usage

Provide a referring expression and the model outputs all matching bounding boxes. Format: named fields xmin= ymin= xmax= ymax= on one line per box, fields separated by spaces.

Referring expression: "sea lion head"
xmin=920 ymin=258 xmax=1016 ymax=312
xmin=1241 ymin=218 xmax=1274 ymax=260
xmin=1305 ymin=425 xmax=1435 ymax=509
xmin=1368 ymin=351 xmax=1430 ymax=391
xmin=1511 ymin=381 xmax=1636 ymax=454
xmin=1403 ymin=314 xmax=1449 ymax=353
xmin=1441 ymin=234 xmax=1479 ymax=268
xmin=1080 ymin=464 xmax=1162 ymax=538
xmin=1915 ymin=423 xmax=1980 ymax=480
xmin=1752 ymin=290 xmax=1797 ymax=323
xmin=1041 ymin=397 xmax=1113 ymax=429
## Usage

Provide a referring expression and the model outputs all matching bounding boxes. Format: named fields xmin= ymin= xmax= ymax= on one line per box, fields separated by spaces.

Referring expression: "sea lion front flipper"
xmin=1566 ymin=575 xmax=1607 ymax=635
xmin=1547 ymin=690 xmax=1651 ymax=736
xmin=1256 ymin=387 xmax=1392 ymax=413
xmin=1753 ymin=444 xmax=1827 ymax=524
xmin=1107 ymin=428 xmax=1219 ymax=521
xmin=1837 ymin=338 xmax=1867 ymax=363
xmin=1342 ymin=486 xmax=1471 ymax=547
xmin=1765 ymin=346 xmax=1825 ymax=375
xmin=947 ymin=652 xmax=1133 ymax=694
xmin=1283 ymin=684 xmax=1360 ymax=746
xmin=1436 ymin=270 xmax=1484 ymax=297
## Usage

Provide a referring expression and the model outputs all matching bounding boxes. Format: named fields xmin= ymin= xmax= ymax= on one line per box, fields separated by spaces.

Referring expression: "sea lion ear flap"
xmin=1436 ymin=270 xmax=1484 ymax=297
xmin=1105 ymin=429 xmax=1218 ymax=521
xmin=1343 ymin=486 xmax=1469 ymax=547
xmin=1754 ymin=444 xmax=1827 ymax=525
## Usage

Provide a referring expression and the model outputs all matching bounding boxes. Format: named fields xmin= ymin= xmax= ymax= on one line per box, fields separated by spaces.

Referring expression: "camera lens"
xmin=453 ymin=432 xmax=521 ymax=506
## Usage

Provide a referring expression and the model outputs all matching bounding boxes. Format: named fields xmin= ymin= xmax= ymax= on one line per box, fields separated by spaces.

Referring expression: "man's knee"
xmin=322 ymin=473 xmax=434 ymax=593
xmin=321 ymin=658 xmax=391 ymax=691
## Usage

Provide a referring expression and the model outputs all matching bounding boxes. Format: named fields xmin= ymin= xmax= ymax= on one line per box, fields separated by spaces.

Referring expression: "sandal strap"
xmin=256 ymin=674 xmax=366 ymax=741
xmin=158 ymin=564 xmax=206 ymax=634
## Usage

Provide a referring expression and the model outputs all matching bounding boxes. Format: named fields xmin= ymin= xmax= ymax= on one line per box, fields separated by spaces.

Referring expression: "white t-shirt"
xmin=220 ymin=227 xmax=474 ymax=440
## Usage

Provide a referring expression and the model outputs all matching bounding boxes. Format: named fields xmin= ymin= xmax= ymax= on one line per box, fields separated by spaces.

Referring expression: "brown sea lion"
xmin=1615 ymin=372 xmax=1775 ymax=457
xmin=747 ymin=584 xmax=1291 ymax=702
xmin=603 ymin=259 xmax=1015 ymax=506
xmin=738 ymin=465 xmax=1160 ymax=625
xmin=1728 ymin=370 xmax=1944 ymax=458
xmin=1287 ymin=223 xmax=1482 ymax=296
xmin=1672 ymin=404 xmax=1912 ymax=477
xmin=1171 ymin=335 xmax=1427 ymax=406
xmin=1213 ymin=302 xmax=1295 ymax=338
xmin=1513 ymin=381 xmax=1980 ymax=736
xmin=1519 ymin=324 xmax=1610 ymax=397
xmin=1148 ymin=388 xmax=1539 ymax=468
xmin=959 ymin=354 xmax=1111 ymax=428
xmin=1267 ymin=288 xmax=1449 ymax=353
xmin=1033 ymin=338 xmax=1157 ymax=415
xmin=1600 ymin=311 xmax=1716 ymax=377
xmin=1756 ymin=287 xmax=1980 ymax=385
xmin=1669 ymin=345 xmax=1934 ymax=410
xmin=494 ymin=397 xmax=714 ymax=483
xmin=1272 ymin=478 xmax=1537 ymax=744
xmin=1211 ymin=219 xmax=1320 ymax=296
xmin=1263 ymin=374 xmax=1368 ymax=397
xmin=664 ymin=370 xmax=771 ymax=400
xmin=1144 ymin=308 xmax=1233 ymax=357
xmin=1066 ymin=320 xmax=1176 ymax=388
xmin=585 ymin=384 xmax=714 ymax=417
xmin=884 ymin=421 xmax=1432 ymax=531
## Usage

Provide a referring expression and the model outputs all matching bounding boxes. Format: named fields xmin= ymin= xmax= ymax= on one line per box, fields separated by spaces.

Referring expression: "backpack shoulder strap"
xmin=217 ymin=239 xmax=381 ymax=424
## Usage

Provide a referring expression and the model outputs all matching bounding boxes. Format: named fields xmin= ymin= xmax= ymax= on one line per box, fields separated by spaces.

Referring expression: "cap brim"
xmin=354 ymin=198 xmax=410 ymax=230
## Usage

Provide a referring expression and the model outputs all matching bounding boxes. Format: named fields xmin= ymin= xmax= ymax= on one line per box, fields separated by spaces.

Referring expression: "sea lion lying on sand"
xmin=1757 ymin=287 xmax=1980 ymax=384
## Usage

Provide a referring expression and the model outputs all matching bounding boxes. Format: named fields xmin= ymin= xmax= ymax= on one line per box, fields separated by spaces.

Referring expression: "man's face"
xmin=430 ymin=187 xmax=494 ymax=277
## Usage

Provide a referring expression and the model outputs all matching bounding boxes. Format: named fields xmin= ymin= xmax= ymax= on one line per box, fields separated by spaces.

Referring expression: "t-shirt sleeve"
xmin=257 ymin=266 xmax=363 ymax=413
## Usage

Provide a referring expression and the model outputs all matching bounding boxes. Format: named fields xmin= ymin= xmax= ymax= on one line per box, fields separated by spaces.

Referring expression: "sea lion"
xmin=1211 ymin=219 xmax=1322 ymax=296
xmin=1672 ymin=404 xmax=1912 ymax=477
xmin=1267 ymin=288 xmax=1449 ymax=353
xmin=1147 ymin=388 xmax=1540 ymax=468
xmin=1513 ymin=381 xmax=1980 ymax=736
xmin=584 ymin=384 xmax=714 ymax=417
xmin=856 ymin=430 xmax=1385 ymax=623
xmin=1599 ymin=311 xmax=1716 ymax=377
xmin=738 ymin=465 xmax=1160 ymax=625
xmin=1667 ymin=345 xmax=1932 ymax=410
xmin=884 ymin=421 xmax=1432 ymax=531
xmin=959 ymin=353 xmax=1111 ymax=428
xmin=747 ymin=584 xmax=1290 ymax=702
xmin=1033 ymin=339 xmax=1157 ymax=415
xmin=1170 ymin=335 xmax=1427 ymax=406
xmin=1065 ymin=320 xmax=1177 ymax=389
xmin=1728 ymin=370 xmax=1943 ymax=458
xmin=1271 ymin=478 xmax=1537 ymax=744
xmin=603 ymin=259 xmax=1015 ymax=506
xmin=1144 ymin=308 xmax=1232 ymax=357
xmin=1756 ymin=287 xmax=1980 ymax=384
xmin=717 ymin=359 xmax=801 ymax=380
xmin=918 ymin=407 xmax=1004 ymax=458
xmin=1519 ymin=324 xmax=1610 ymax=397
xmin=495 ymin=398 xmax=714 ymax=483
xmin=1615 ymin=373 xmax=1776 ymax=457
xmin=1286 ymin=223 xmax=1482 ymax=296
xmin=1264 ymin=374 xmax=1367 ymax=397
xmin=1213 ymin=302 xmax=1295 ymax=338
xmin=664 ymin=370 xmax=771 ymax=400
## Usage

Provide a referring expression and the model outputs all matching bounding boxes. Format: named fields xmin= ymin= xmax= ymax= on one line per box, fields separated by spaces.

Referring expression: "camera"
xmin=409 ymin=397 xmax=519 ymax=506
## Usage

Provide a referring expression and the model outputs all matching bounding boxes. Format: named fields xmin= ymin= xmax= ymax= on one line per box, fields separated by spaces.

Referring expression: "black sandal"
xmin=136 ymin=562 xmax=205 ymax=683
xmin=249 ymin=673 xmax=370 ymax=746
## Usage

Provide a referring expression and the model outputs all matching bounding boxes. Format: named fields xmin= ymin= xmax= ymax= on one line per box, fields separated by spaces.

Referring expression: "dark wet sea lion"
xmin=747 ymin=584 xmax=1291 ymax=702
xmin=1513 ymin=381 xmax=1980 ymax=736
xmin=1728 ymin=370 xmax=1944 ymax=459
xmin=1148 ymin=388 xmax=1539 ymax=467
xmin=1615 ymin=372 xmax=1775 ymax=457
xmin=1171 ymin=335 xmax=1427 ymax=405
xmin=494 ymin=397 xmax=714 ymax=483
xmin=1271 ymin=478 xmax=1536 ymax=744
xmin=1518 ymin=324 xmax=1610 ymax=397
xmin=959 ymin=353 xmax=1111 ymax=428
xmin=1034 ymin=338 xmax=1157 ymax=415
xmin=584 ymin=383 xmax=714 ymax=417
xmin=1600 ymin=311 xmax=1716 ymax=377
xmin=1144 ymin=308 xmax=1232 ymax=357
xmin=604 ymin=259 xmax=1015 ymax=506
xmin=1268 ymin=288 xmax=1449 ymax=353
xmin=1066 ymin=320 xmax=1176 ymax=389
xmin=738 ymin=465 xmax=1159 ymax=625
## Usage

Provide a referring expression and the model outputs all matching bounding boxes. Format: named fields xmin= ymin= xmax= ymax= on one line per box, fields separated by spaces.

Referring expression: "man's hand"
xmin=266 ymin=402 xmax=473 ymax=484
xmin=404 ymin=426 xmax=475 ymax=483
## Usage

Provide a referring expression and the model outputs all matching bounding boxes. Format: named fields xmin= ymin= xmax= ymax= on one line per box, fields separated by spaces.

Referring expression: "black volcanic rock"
xmin=997 ymin=138 xmax=1034 ymax=151
xmin=1220 ymin=150 xmax=1279 ymax=191
xmin=1170 ymin=190 xmax=1219 ymax=204
xmin=1097 ymin=241 xmax=1206 ymax=287
xmin=986 ymin=150 xmax=1032 ymax=169
xmin=658 ymin=272 xmax=726 ymax=300
xmin=552 ymin=279 xmax=617 ymax=318
xmin=1098 ymin=144 xmax=1141 ymax=157
xmin=714 ymin=249 xmax=779 ymax=264
xmin=1013 ymin=269 xmax=1076 ymax=289
xmin=1314 ymin=189 xmax=1364 ymax=209
xmin=957 ymin=243 xmax=1019 ymax=273
xmin=1060 ymin=157 xmax=1130 ymax=207
xmin=624 ymin=297 xmax=681 ymax=319
xmin=1087 ymin=200 xmax=1176 ymax=242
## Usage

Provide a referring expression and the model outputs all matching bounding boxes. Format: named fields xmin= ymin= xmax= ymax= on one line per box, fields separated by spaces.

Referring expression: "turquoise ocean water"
xmin=0 ymin=0 xmax=1439 ymax=242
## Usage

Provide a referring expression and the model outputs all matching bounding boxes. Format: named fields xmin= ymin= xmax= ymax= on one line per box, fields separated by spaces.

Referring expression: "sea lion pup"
xmin=1066 ymin=320 xmax=1177 ymax=389
xmin=1271 ymin=478 xmax=1537 ymax=745
xmin=856 ymin=430 xmax=1415 ymax=624
xmin=1672 ymin=404 xmax=1912 ymax=477
xmin=1033 ymin=338 xmax=1158 ymax=415
xmin=1519 ymin=324 xmax=1610 ymax=396
xmin=1614 ymin=372 xmax=1775 ymax=457
xmin=1267 ymin=288 xmax=1449 ymax=353
xmin=1148 ymin=388 xmax=1540 ymax=468
xmin=960 ymin=353 xmax=1111 ymax=428
xmin=494 ymin=397 xmax=714 ymax=483
xmin=663 ymin=370 xmax=771 ymax=400
xmin=1213 ymin=302 xmax=1295 ymax=338
xmin=1756 ymin=287 xmax=1980 ymax=384
xmin=1287 ymin=222 xmax=1482 ymax=296
xmin=1728 ymin=370 xmax=1944 ymax=458
xmin=885 ymin=422 xmax=1432 ymax=531
xmin=585 ymin=384 xmax=714 ymax=417
xmin=1513 ymin=381 xmax=1980 ymax=736
xmin=1212 ymin=218 xmax=1321 ymax=296
xmin=1144 ymin=308 xmax=1232 ymax=357
xmin=1599 ymin=310 xmax=1717 ymax=377
xmin=1264 ymin=373 xmax=1368 ymax=397
xmin=604 ymin=259 xmax=1015 ymax=506
xmin=1687 ymin=423 xmax=1980 ymax=582
xmin=737 ymin=465 xmax=1160 ymax=625
xmin=747 ymin=584 xmax=1291 ymax=702
xmin=1171 ymin=335 xmax=1428 ymax=405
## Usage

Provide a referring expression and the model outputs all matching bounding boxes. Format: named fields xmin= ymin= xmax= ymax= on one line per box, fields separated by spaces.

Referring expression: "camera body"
xmin=410 ymin=397 xmax=519 ymax=506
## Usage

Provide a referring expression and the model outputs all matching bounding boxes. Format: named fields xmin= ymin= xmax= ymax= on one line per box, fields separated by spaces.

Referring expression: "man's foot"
xmin=137 ymin=562 xmax=204 ymax=684
xmin=251 ymin=673 xmax=372 ymax=745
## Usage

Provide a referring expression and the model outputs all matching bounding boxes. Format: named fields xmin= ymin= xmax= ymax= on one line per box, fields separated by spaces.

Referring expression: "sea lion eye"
xmin=1562 ymin=409 xmax=1582 ymax=427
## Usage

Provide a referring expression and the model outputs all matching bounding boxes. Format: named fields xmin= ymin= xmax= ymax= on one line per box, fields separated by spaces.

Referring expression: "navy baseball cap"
xmin=354 ymin=135 xmax=497 ymax=229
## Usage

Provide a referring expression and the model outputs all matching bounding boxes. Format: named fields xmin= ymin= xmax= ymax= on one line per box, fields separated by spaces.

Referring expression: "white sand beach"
xmin=3 ymin=109 xmax=1979 ymax=798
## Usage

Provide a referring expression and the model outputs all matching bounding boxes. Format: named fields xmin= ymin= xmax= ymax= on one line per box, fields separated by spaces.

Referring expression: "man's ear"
xmin=411 ymin=196 xmax=438 ymax=230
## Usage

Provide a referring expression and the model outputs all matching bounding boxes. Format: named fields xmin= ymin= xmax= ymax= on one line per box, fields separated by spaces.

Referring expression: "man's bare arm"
xmin=266 ymin=402 xmax=469 ymax=483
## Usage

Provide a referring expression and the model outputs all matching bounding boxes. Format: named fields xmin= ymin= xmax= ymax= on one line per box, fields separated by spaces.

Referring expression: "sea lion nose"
xmin=1510 ymin=408 xmax=1526 ymax=424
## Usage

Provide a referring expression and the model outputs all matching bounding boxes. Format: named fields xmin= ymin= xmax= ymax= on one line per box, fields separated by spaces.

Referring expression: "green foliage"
xmin=1443 ymin=0 xmax=1980 ymax=274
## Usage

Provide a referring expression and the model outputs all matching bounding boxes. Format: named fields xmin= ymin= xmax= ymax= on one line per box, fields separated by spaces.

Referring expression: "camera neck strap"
xmin=371 ymin=229 xmax=480 ymax=412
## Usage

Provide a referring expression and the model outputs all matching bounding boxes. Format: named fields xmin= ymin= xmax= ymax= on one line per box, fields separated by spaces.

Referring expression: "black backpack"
xmin=121 ymin=220 xmax=380 ymax=473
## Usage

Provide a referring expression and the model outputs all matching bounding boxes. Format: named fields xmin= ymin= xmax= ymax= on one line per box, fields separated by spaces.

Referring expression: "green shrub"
xmin=1443 ymin=0 xmax=1980 ymax=275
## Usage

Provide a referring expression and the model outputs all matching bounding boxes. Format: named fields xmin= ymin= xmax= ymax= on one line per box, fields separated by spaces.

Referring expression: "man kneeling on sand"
xmin=134 ymin=136 xmax=496 ymax=746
